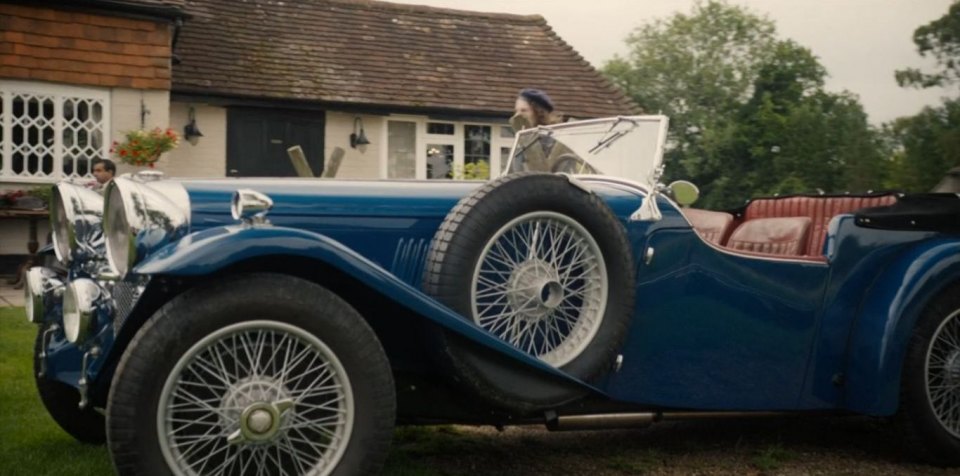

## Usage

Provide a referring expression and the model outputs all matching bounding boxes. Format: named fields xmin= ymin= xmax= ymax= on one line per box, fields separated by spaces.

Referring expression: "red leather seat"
xmin=743 ymin=194 xmax=898 ymax=256
xmin=726 ymin=217 xmax=812 ymax=256
xmin=683 ymin=208 xmax=734 ymax=245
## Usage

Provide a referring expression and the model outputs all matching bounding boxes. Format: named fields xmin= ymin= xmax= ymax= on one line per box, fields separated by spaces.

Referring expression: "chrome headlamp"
xmin=50 ymin=183 xmax=104 ymax=264
xmin=63 ymin=278 xmax=100 ymax=344
xmin=103 ymin=177 xmax=190 ymax=278
xmin=24 ymin=267 xmax=63 ymax=323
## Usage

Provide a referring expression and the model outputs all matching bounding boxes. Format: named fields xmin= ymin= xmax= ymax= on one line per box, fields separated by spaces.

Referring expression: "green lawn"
xmin=0 ymin=307 xmax=113 ymax=476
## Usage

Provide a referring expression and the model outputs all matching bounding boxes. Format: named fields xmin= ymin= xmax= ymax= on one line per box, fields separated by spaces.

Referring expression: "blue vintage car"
xmin=25 ymin=116 xmax=960 ymax=474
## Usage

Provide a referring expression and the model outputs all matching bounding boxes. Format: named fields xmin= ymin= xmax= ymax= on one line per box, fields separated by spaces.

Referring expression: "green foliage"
xmin=887 ymin=2 xmax=960 ymax=191
xmin=883 ymin=98 xmax=960 ymax=191
xmin=605 ymin=0 xmax=889 ymax=208
xmin=0 ymin=186 xmax=53 ymax=209
xmin=896 ymin=0 xmax=960 ymax=89
xmin=26 ymin=186 xmax=53 ymax=207
xmin=111 ymin=127 xmax=180 ymax=167
xmin=454 ymin=160 xmax=491 ymax=180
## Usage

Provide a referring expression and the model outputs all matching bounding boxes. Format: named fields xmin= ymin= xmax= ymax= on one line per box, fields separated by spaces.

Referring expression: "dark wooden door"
xmin=226 ymin=108 xmax=325 ymax=177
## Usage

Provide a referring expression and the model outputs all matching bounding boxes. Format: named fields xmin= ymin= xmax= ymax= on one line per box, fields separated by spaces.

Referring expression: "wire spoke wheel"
xmin=157 ymin=321 xmax=354 ymax=476
xmin=926 ymin=309 xmax=960 ymax=439
xmin=471 ymin=211 xmax=608 ymax=367
xmin=423 ymin=173 xmax=633 ymax=410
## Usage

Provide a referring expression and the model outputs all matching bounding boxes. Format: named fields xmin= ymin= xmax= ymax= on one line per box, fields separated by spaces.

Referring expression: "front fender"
xmin=135 ymin=225 xmax=599 ymax=397
xmin=844 ymin=239 xmax=960 ymax=415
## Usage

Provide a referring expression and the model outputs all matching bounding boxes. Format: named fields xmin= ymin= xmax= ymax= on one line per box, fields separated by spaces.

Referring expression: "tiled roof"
xmin=18 ymin=0 xmax=191 ymax=19
xmin=118 ymin=0 xmax=186 ymax=7
xmin=173 ymin=0 xmax=638 ymax=118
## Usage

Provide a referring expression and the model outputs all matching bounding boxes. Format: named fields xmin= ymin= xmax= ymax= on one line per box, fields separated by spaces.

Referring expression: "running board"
xmin=545 ymin=411 xmax=794 ymax=431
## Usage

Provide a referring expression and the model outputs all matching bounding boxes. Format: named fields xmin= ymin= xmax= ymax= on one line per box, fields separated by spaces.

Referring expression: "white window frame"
xmin=380 ymin=115 xmax=514 ymax=180
xmin=0 ymin=80 xmax=111 ymax=184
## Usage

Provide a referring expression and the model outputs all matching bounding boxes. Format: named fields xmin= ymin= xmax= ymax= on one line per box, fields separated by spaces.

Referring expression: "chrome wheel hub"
xmin=228 ymin=399 xmax=295 ymax=445
xmin=507 ymin=259 xmax=564 ymax=321
xmin=471 ymin=211 xmax=608 ymax=367
xmin=220 ymin=376 xmax=291 ymax=430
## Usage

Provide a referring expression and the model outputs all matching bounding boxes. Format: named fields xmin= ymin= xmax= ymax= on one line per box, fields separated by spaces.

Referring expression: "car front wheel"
xmin=106 ymin=273 xmax=395 ymax=476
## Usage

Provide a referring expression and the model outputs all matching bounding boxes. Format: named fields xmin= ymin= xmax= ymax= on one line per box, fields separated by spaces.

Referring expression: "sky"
xmin=388 ymin=0 xmax=956 ymax=124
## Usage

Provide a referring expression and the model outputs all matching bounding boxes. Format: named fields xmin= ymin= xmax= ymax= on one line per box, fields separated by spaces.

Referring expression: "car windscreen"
xmin=506 ymin=115 xmax=668 ymax=185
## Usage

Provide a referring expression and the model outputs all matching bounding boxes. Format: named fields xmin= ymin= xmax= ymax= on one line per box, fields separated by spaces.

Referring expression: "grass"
xmin=0 ymin=307 xmax=114 ymax=476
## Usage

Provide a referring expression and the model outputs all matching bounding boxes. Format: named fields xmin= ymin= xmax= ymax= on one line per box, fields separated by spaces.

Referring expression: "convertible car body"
xmin=25 ymin=116 xmax=960 ymax=474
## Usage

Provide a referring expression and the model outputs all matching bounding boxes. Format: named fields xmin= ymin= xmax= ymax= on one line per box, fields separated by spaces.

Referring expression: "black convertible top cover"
xmin=855 ymin=193 xmax=960 ymax=233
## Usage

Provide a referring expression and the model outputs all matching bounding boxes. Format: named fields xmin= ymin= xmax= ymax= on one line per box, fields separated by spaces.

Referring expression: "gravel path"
xmin=387 ymin=417 xmax=960 ymax=475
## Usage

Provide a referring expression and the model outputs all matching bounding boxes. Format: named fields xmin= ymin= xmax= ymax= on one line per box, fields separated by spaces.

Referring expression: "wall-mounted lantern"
xmin=349 ymin=117 xmax=370 ymax=150
xmin=183 ymin=106 xmax=204 ymax=146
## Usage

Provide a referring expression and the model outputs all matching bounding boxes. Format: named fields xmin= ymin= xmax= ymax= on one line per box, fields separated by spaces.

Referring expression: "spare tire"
xmin=423 ymin=173 xmax=634 ymax=410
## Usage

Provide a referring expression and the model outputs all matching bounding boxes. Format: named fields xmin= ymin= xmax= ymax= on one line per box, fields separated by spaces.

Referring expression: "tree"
xmin=884 ymin=99 xmax=960 ymax=191
xmin=895 ymin=1 xmax=960 ymax=89
xmin=605 ymin=1 xmax=888 ymax=208
xmin=603 ymin=0 xmax=778 ymax=182
xmin=887 ymin=1 xmax=960 ymax=192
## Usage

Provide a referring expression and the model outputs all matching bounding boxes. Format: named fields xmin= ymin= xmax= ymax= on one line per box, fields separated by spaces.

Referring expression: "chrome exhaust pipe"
xmin=546 ymin=411 xmax=796 ymax=431
xmin=546 ymin=412 xmax=657 ymax=431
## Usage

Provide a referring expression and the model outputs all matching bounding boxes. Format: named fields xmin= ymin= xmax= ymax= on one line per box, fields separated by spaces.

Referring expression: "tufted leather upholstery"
xmin=726 ymin=217 xmax=812 ymax=256
xmin=683 ymin=208 xmax=735 ymax=245
xmin=743 ymin=194 xmax=897 ymax=256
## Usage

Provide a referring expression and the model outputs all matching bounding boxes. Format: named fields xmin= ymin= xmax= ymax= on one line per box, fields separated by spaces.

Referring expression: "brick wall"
xmin=0 ymin=3 xmax=172 ymax=89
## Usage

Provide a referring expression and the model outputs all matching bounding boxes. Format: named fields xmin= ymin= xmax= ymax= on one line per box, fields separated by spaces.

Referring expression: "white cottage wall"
xmin=164 ymin=102 xmax=227 ymax=178
xmin=324 ymin=111 xmax=383 ymax=179
xmin=110 ymin=88 xmax=170 ymax=176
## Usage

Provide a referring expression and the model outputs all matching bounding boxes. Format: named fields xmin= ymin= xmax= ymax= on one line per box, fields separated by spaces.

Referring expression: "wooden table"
xmin=0 ymin=208 xmax=49 ymax=288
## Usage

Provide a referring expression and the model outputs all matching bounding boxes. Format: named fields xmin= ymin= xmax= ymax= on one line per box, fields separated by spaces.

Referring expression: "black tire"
xmin=423 ymin=173 xmax=634 ymax=409
xmin=107 ymin=273 xmax=396 ymax=476
xmin=33 ymin=322 xmax=106 ymax=444
xmin=898 ymin=281 xmax=960 ymax=466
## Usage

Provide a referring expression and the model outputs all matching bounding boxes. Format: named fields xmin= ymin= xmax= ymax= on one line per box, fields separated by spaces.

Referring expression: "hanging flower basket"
xmin=111 ymin=128 xmax=180 ymax=168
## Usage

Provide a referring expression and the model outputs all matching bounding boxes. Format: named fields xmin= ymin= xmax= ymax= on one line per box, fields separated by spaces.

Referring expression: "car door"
xmin=604 ymin=227 xmax=830 ymax=410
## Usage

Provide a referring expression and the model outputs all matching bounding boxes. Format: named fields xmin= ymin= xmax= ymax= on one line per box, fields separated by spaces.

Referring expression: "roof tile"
xmin=173 ymin=0 xmax=638 ymax=117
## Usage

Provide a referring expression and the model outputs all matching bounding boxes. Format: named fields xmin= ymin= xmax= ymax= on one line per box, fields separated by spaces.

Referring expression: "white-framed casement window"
xmin=382 ymin=116 xmax=516 ymax=180
xmin=0 ymin=80 xmax=110 ymax=183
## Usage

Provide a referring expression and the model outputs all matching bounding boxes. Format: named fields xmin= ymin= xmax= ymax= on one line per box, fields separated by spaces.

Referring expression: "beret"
xmin=518 ymin=88 xmax=554 ymax=113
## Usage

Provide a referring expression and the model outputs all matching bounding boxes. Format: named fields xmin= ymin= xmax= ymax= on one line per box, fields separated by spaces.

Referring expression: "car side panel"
xmin=797 ymin=216 xmax=939 ymax=410
xmin=842 ymin=238 xmax=960 ymax=415
xmin=603 ymin=225 xmax=830 ymax=410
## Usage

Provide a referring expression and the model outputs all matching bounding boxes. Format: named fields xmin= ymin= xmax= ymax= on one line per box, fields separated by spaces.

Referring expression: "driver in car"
xmin=510 ymin=89 xmax=592 ymax=174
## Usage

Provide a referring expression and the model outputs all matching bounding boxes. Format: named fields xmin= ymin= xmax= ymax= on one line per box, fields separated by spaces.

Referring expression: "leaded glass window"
xmin=0 ymin=81 xmax=109 ymax=182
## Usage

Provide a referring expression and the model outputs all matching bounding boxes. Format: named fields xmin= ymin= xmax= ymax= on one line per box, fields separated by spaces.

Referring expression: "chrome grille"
xmin=111 ymin=280 xmax=143 ymax=333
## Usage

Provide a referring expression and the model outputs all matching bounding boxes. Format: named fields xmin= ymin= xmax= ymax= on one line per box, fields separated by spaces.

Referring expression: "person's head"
xmin=514 ymin=88 xmax=557 ymax=129
xmin=92 ymin=158 xmax=116 ymax=184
